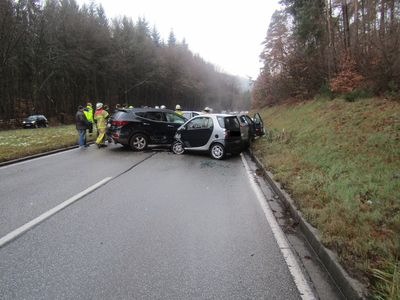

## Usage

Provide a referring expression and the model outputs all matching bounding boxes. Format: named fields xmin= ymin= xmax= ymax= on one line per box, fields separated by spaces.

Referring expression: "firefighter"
xmin=94 ymin=102 xmax=109 ymax=148
xmin=175 ymin=104 xmax=183 ymax=116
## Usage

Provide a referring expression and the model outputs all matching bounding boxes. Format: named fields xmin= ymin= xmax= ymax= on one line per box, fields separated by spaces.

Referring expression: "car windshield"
xmin=26 ymin=116 xmax=37 ymax=121
xmin=165 ymin=112 xmax=186 ymax=124
xmin=187 ymin=117 xmax=213 ymax=129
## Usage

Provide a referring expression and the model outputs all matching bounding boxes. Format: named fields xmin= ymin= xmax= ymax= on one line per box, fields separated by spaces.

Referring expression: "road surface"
xmin=0 ymin=144 xmax=333 ymax=299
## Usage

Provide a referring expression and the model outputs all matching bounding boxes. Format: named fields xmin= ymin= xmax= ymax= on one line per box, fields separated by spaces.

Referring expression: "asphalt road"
xmin=0 ymin=144 xmax=313 ymax=299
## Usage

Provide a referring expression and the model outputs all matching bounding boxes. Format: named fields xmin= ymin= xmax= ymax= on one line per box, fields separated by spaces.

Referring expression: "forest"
xmin=253 ymin=0 xmax=400 ymax=107
xmin=0 ymin=0 xmax=250 ymax=124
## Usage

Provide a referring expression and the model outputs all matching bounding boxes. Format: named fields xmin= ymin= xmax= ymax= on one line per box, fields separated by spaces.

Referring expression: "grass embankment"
xmin=253 ymin=98 xmax=399 ymax=299
xmin=0 ymin=125 xmax=95 ymax=163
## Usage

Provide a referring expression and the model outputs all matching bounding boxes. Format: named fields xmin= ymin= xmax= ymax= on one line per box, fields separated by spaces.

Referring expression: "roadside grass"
xmin=0 ymin=125 xmax=95 ymax=163
xmin=253 ymin=98 xmax=400 ymax=298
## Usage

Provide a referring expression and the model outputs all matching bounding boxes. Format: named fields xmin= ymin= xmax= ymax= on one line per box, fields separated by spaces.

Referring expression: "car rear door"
xmin=141 ymin=111 xmax=167 ymax=143
xmin=180 ymin=116 xmax=213 ymax=147
xmin=253 ymin=113 xmax=265 ymax=136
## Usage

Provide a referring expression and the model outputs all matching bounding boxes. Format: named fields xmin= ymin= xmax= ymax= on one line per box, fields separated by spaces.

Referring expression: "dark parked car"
xmin=237 ymin=113 xmax=265 ymax=148
xmin=171 ymin=114 xmax=243 ymax=160
xmin=22 ymin=115 xmax=48 ymax=128
xmin=107 ymin=108 xmax=187 ymax=150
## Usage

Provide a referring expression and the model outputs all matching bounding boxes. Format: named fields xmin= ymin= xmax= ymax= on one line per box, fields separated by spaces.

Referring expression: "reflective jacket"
xmin=94 ymin=109 xmax=109 ymax=129
xmin=84 ymin=106 xmax=94 ymax=123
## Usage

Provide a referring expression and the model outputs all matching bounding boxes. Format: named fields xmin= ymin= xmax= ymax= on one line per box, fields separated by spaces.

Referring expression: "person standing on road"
xmin=75 ymin=105 xmax=90 ymax=148
xmin=83 ymin=102 xmax=94 ymax=136
xmin=103 ymin=104 xmax=112 ymax=144
xmin=94 ymin=102 xmax=109 ymax=148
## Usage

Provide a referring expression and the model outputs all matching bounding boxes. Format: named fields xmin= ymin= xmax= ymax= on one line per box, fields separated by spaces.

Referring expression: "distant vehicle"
xmin=182 ymin=111 xmax=201 ymax=120
xmin=106 ymin=107 xmax=187 ymax=150
xmin=22 ymin=115 xmax=48 ymax=128
xmin=171 ymin=114 xmax=243 ymax=160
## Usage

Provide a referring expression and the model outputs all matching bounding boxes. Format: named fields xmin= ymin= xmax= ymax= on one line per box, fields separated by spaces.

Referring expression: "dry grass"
xmin=0 ymin=125 xmax=95 ymax=162
xmin=253 ymin=98 xmax=400 ymax=298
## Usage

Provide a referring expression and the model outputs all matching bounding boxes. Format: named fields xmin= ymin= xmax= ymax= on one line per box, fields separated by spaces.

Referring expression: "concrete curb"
xmin=248 ymin=149 xmax=368 ymax=300
xmin=0 ymin=145 xmax=81 ymax=167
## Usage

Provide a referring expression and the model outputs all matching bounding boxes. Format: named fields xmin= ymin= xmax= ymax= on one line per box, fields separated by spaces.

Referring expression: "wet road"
xmin=0 ymin=144 xmax=313 ymax=299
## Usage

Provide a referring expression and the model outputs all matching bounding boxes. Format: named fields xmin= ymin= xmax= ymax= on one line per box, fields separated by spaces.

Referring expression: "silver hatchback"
xmin=171 ymin=114 xmax=243 ymax=159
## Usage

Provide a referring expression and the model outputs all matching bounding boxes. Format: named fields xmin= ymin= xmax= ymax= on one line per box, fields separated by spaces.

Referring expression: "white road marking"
xmin=0 ymin=177 xmax=112 ymax=248
xmin=241 ymin=154 xmax=316 ymax=300
xmin=0 ymin=150 xmax=71 ymax=169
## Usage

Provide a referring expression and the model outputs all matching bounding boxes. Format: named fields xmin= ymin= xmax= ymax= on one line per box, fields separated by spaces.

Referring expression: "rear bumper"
xmin=223 ymin=139 xmax=243 ymax=154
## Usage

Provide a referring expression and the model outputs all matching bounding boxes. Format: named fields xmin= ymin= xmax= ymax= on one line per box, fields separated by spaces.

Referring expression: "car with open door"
xmin=171 ymin=114 xmax=243 ymax=160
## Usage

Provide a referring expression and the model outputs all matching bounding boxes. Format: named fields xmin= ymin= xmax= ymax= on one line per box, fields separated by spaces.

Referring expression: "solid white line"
xmin=241 ymin=154 xmax=316 ymax=300
xmin=0 ymin=177 xmax=113 ymax=248
xmin=0 ymin=150 xmax=70 ymax=169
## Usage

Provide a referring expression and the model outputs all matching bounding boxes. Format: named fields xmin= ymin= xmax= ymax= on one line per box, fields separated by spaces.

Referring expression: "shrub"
xmin=344 ymin=89 xmax=373 ymax=102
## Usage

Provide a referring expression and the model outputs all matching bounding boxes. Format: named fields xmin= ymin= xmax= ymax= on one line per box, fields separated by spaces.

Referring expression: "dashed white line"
xmin=0 ymin=177 xmax=112 ymax=248
xmin=241 ymin=154 xmax=316 ymax=300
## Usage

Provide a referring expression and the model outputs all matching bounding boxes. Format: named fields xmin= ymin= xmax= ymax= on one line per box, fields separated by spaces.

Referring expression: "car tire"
xmin=210 ymin=143 xmax=225 ymax=160
xmin=130 ymin=133 xmax=148 ymax=151
xmin=171 ymin=141 xmax=185 ymax=155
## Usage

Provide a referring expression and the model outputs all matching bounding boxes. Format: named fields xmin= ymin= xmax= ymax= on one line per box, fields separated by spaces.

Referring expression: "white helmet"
xmin=155 ymin=105 xmax=160 ymax=109
xmin=160 ymin=105 xmax=166 ymax=109
xmin=203 ymin=106 xmax=210 ymax=113
xmin=175 ymin=104 xmax=181 ymax=110
xmin=96 ymin=102 xmax=103 ymax=109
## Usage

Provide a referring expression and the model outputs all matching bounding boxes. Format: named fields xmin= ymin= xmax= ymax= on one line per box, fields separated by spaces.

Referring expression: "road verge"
xmin=248 ymin=148 xmax=368 ymax=299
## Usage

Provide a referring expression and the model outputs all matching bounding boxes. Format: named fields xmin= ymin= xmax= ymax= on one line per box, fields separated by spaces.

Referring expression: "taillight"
xmin=112 ymin=120 xmax=129 ymax=127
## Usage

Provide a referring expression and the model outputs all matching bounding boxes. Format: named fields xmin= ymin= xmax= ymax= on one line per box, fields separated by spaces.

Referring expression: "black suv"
xmin=107 ymin=108 xmax=187 ymax=150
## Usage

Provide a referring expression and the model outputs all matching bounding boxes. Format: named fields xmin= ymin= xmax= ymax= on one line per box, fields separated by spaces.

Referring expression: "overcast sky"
xmin=78 ymin=0 xmax=281 ymax=79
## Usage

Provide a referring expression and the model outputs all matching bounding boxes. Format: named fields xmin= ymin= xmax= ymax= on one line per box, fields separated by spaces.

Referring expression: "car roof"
xmin=187 ymin=113 xmax=237 ymax=120
xmin=117 ymin=108 xmax=176 ymax=113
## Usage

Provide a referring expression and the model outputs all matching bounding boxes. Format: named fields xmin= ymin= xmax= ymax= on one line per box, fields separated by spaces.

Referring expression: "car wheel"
xmin=210 ymin=143 xmax=225 ymax=160
xmin=171 ymin=141 xmax=185 ymax=155
xmin=130 ymin=133 xmax=148 ymax=151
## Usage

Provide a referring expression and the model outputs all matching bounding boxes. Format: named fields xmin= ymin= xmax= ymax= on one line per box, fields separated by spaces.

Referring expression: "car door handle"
xmin=142 ymin=122 xmax=150 ymax=126
xmin=167 ymin=125 xmax=174 ymax=128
